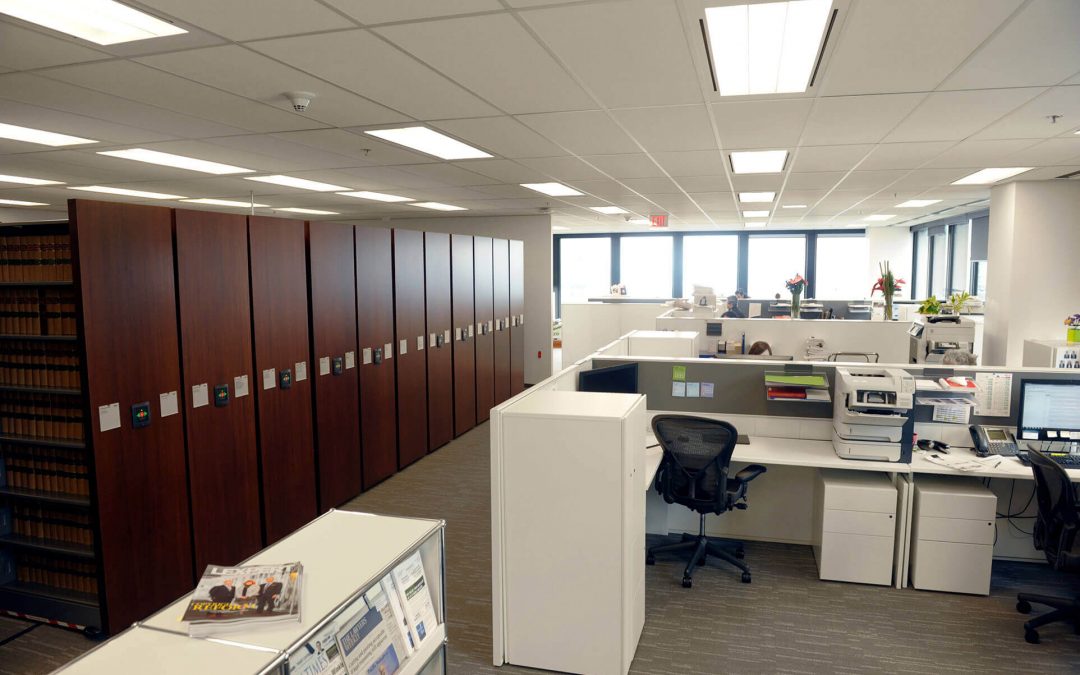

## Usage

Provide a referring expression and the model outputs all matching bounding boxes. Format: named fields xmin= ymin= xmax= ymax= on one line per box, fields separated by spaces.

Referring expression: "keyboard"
xmin=1016 ymin=448 xmax=1080 ymax=468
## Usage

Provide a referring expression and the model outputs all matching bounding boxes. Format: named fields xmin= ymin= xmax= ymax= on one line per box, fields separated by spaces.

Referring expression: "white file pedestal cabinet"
xmin=814 ymin=470 xmax=898 ymax=586
xmin=911 ymin=476 xmax=996 ymax=595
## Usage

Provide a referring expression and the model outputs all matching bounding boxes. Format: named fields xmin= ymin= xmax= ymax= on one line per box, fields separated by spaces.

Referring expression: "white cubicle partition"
xmin=626 ymin=329 xmax=699 ymax=358
xmin=560 ymin=302 xmax=669 ymax=364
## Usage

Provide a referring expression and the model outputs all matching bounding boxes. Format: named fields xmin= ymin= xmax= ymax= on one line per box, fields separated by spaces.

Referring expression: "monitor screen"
xmin=577 ymin=363 xmax=639 ymax=394
xmin=1018 ymin=380 xmax=1080 ymax=440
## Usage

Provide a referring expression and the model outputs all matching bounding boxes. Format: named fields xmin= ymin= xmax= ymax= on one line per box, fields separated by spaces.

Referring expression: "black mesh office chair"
xmin=1015 ymin=448 xmax=1080 ymax=644
xmin=646 ymin=415 xmax=766 ymax=587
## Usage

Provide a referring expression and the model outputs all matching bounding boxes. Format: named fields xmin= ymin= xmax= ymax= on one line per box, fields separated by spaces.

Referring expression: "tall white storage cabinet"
xmin=500 ymin=390 xmax=646 ymax=675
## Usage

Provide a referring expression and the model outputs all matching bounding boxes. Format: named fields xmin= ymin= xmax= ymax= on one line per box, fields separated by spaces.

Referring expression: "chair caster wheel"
xmin=1024 ymin=628 xmax=1039 ymax=644
xmin=1016 ymin=600 xmax=1032 ymax=614
xmin=646 ymin=554 xmax=656 ymax=565
xmin=735 ymin=549 xmax=745 ymax=559
xmin=741 ymin=572 xmax=752 ymax=583
xmin=681 ymin=576 xmax=692 ymax=588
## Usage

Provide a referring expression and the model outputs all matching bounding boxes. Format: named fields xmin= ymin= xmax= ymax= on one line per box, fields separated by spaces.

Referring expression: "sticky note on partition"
xmin=701 ymin=382 xmax=715 ymax=398
xmin=686 ymin=382 xmax=700 ymax=398
xmin=673 ymin=366 xmax=687 ymax=382
xmin=672 ymin=382 xmax=686 ymax=397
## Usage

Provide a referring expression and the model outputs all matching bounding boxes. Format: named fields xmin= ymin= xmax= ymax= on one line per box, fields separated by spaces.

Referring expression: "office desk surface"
xmin=645 ymin=445 xmax=663 ymax=487
xmin=909 ymin=448 xmax=1080 ymax=481
xmin=645 ymin=433 xmax=902 ymax=473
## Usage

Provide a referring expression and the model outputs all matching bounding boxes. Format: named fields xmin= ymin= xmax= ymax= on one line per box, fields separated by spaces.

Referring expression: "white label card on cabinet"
xmin=519 ymin=314 xmax=525 ymax=325
xmin=192 ymin=383 xmax=209 ymax=408
xmin=160 ymin=391 xmax=179 ymax=418
xmin=384 ymin=342 xmax=393 ymax=359
xmin=511 ymin=317 xmax=517 ymax=327
xmin=362 ymin=348 xmax=373 ymax=365
xmin=487 ymin=320 xmax=493 ymax=332
xmin=295 ymin=361 xmax=307 ymax=382
xmin=417 ymin=335 xmax=425 ymax=351
xmin=98 ymin=402 xmax=120 ymax=432
xmin=444 ymin=329 xmax=451 ymax=343
xmin=262 ymin=368 xmax=276 ymax=390
xmin=399 ymin=339 xmax=408 ymax=355
xmin=430 ymin=333 xmax=437 ymax=348
xmin=455 ymin=327 xmax=463 ymax=341
xmin=319 ymin=356 xmax=331 ymax=376
xmin=345 ymin=351 xmax=356 ymax=369
xmin=467 ymin=325 xmax=474 ymax=337
xmin=234 ymin=374 xmax=249 ymax=398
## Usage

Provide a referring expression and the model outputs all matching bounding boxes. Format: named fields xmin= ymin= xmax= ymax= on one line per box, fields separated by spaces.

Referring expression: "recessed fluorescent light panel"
xmin=70 ymin=185 xmax=183 ymax=200
xmin=590 ymin=206 xmax=628 ymax=214
xmin=865 ymin=214 xmax=894 ymax=222
xmin=99 ymin=149 xmax=250 ymax=174
xmin=730 ymin=150 xmax=788 ymax=174
xmin=743 ymin=210 xmax=770 ymax=218
xmin=0 ymin=199 xmax=49 ymax=206
xmin=896 ymin=199 xmax=941 ymax=208
xmin=705 ymin=0 xmax=832 ymax=96
xmin=0 ymin=174 xmax=63 ymax=186
xmin=337 ymin=191 xmax=414 ymax=203
xmin=744 ymin=222 xmax=767 ymax=229
xmin=951 ymin=167 xmax=1033 ymax=185
xmin=782 ymin=204 xmax=807 ymax=209
xmin=411 ymin=202 xmax=467 ymax=211
xmin=364 ymin=127 xmax=491 ymax=160
xmin=181 ymin=198 xmax=268 ymax=208
xmin=276 ymin=207 xmax=339 ymax=215
xmin=0 ymin=122 xmax=95 ymax=147
xmin=520 ymin=182 xmax=583 ymax=197
xmin=244 ymin=175 xmax=348 ymax=192
xmin=627 ymin=218 xmax=650 ymax=225
xmin=0 ymin=0 xmax=187 ymax=45
xmin=739 ymin=192 xmax=775 ymax=203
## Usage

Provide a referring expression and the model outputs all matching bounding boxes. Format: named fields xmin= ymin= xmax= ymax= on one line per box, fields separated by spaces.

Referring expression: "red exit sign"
xmin=650 ymin=214 xmax=668 ymax=228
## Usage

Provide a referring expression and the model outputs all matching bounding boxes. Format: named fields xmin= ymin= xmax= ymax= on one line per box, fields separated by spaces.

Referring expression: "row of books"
xmin=0 ymin=235 xmax=73 ymax=283
xmin=2 ymin=504 xmax=94 ymax=547
xmin=0 ymin=341 xmax=81 ymax=390
xmin=1 ymin=445 xmax=90 ymax=497
xmin=0 ymin=290 xmax=77 ymax=336
xmin=0 ymin=394 xmax=85 ymax=441
xmin=3 ymin=551 xmax=98 ymax=596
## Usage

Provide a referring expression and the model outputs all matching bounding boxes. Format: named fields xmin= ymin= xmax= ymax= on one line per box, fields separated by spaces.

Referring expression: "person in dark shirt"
xmin=208 ymin=578 xmax=235 ymax=604
xmin=747 ymin=341 xmax=773 ymax=356
xmin=721 ymin=295 xmax=746 ymax=318
xmin=258 ymin=577 xmax=284 ymax=613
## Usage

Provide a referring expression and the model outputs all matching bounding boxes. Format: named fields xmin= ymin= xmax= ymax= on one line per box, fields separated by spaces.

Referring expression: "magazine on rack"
xmin=389 ymin=551 xmax=439 ymax=646
xmin=291 ymin=622 xmax=346 ymax=675
xmin=334 ymin=587 xmax=411 ymax=675
xmin=181 ymin=562 xmax=303 ymax=636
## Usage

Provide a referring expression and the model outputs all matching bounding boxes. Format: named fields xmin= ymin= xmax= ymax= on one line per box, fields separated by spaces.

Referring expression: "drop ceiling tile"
xmin=1018 ymin=165 xmax=1080 ymax=180
xmin=520 ymin=0 xmax=702 ymax=108
xmin=135 ymin=0 xmax=354 ymax=41
xmin=322 ymin=0 xmax=501 ymax=23
xmin=517 ymin=110 xmax=639 ymax=155
xmin=567 ymin=179 xmax=635 ymax=199
xmin=922 ymin=139 xmax=1041 ymax=168
xmin=837 ymin=170 xmax=908 ymax=192
xmin=582 ymin=154 xmax=665 ymax=180
xmin=785 ymin=172 xmax=846 ymax=190
xmin=505 ymin=0 xmax=592 ymax=5
xmin=730 ymin=175 xmax=783 ymax=192
xmin=790 ymin=145 xmax=874 ymax=173
xmin=0 ymin=22 xmax=111 ymax=70
xmin=396 ymin=163 xmax=494 ymax=187
xmin=273 ymin=129 xmax=428 ymax=166
xmin=516 ymin=156 xmax=607 ymax=181
xmin=457 ymin=159 xmax=547 ymax=183
xmin=885 ymin=88 xmax=1043 ymax=143
xmin=433 ymin=117 xmax=564 ymax=158
xmin=619 ymin=177 xmax=682 ymax=195
xmin=859 ymin=142 xmax=953 ymax=170
xmin=888 ymin=169 xmax=972 ymax=191
xmin=194 ymin=136 xmax=363 ymax=171
xmin=334 ymin=166 xmax=450 ymax=190
xmin=674 ymin=176 xmax=731 ymax=192
xmin=974 ymin=86 xmax=1080 ymax=140
xmin=470 ymin=184 xmax=538 ymax=198
xmin=652 ymin=151 xmax=726 ymax=177
xmin=821 ymin=0 xmax=1022 ymax=95
xmin=376 ymin=13 xmax=595 ymax=114
xmin=801 ymin=94 xmax=925 ymax=145
xmin=1005 ymin=137 xmax=1080 ymax=166
xmin=0 ymin=96 xmax=175 ymax=146
xmin=688 ymin=193 xmax=737 ymax=210
xmin=611 ymin=105 xmax=715 ymax=153
xmin=710 ymin=99 xmax=814 ymax=149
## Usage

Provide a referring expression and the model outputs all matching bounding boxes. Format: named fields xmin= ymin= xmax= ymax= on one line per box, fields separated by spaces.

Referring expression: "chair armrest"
xmin=734 ymin=464 xmax=767 ymax=483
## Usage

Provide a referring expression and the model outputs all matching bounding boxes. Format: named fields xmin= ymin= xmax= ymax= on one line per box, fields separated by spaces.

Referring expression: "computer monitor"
xmin=1017 ymin=379 xmax=1080 ymax=441
xmin=577 ymin=363 xmax=639 ymax=394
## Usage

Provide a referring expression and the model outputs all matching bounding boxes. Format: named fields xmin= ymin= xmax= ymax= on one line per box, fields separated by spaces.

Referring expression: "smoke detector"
xmin=285 ymin=91 xmax=316 ymax=112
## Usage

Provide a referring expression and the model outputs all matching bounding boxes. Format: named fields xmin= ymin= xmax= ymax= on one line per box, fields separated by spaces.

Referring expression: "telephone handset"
xmin=970 ymin=425 xmax=1019 ymax=457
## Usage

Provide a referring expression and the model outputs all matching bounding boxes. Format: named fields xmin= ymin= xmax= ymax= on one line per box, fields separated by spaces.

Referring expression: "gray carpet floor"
xmin=4 ymin=421 xmax=1079 ymax=673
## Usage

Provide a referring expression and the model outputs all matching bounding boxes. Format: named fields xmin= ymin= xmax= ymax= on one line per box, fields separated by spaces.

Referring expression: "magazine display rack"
xmin=56 ymin=510 xmax=447 ymax=674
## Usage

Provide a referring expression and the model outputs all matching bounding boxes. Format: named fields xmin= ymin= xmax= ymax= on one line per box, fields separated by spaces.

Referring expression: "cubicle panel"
xmin=355 ymin=225 xmax=398 ymax=488
xmin=451 ymin=234 xmax=476 ymax=436
xmin=424 ymin=232 xmax=454 ymax=452
xmin=173 ymin=209 xmax=262 ymax=571
xmin=248 ymin=216 xmax=317 ymax=544
xmin=393 ymin=229 xmax=428 ymax=469
xmin=474 ymin=236 xmax=495 ymax=423
xmin=509 ymin=239 xmax=525 ymax=394
xmin=307 ymin=222 xmax=362 ymax=509
xmin=492 ymin=238 xmax=511 ymax=405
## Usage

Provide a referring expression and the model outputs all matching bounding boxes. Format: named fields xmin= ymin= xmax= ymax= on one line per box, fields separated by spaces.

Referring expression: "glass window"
xmin=950 ymin=222 xmax=969 ymax=294
xmin=930 ymin=231 xmax=948 ymax=298
xmin=559 ymin=237 xmax=611 ymax=304
xmin=914 ymin=230 xmax=929 ymax=298
xmin=619 ymin=235 xmax=674 ymax=298
xmin=972 ymin=261 xmax=987 ymax=299
xmin=681 ymin=235 xmax=739 ymax=297
xmin=746 ymin=235 xmax=807 ymax=299
xmin=815 ymin=234 xmax=869 ymax=299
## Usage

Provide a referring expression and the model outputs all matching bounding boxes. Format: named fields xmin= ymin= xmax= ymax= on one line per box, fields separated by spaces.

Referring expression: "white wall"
xmin=867 ymin=226 xmax=912 ymax=298
xmin=984 ymin=180 xmax=1080 ymax=366
xmin=363 ymin=214 xmax=553 ymax=384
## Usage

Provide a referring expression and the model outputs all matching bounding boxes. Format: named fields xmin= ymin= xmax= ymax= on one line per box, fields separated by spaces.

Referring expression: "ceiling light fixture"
xmin=0 ymin=174 xmax=63 ymax=186
xmin=520 ymin=182 xmax=583 ymax=197
xmin=69 ymin=185 xmax=183 ymax=199
xmin=244 ymin=175 xmax=348 ymax=192
xmin=744 ymin=222 xmax=767 ymax=229
xmin=99 ymin=149 xmax=251 ymax=174
xmin=705 ymin=0 xmax=832 ymax=96
xmin=276 ymin=207 xmax=340 ymax=215
xmin=0 ymin=122 xmax=95 ymax=147
xmin=896 ymin=199 xmax=941 ymax=208
xmin=739 ymin=191 xmax=775 ymax=203
xmin=781 ymin=204 xmax=807 ymax=209
xmin=730 ymin=150 xmax=788 ymax=174
xmin=337 ymin=191 xmax=414 ymax=203
xmin=181 ymin=198 xmax=268 ymax=208
xmin=743 ymin=210 xmax=770 ymax=218
xmin=0 ymin=198 xmax=49 ymax=206
xmin=411 ymin=202 xmax=467 ymax=211
xmin=364 ymin=126 xmax=491 ymax=160
xmin=590 ymin=206 xmax=628 ymax=214
xmin=0 ymin=0 xmax=186 ymax=45
xmin=951 ymin=167 xmax=1033 ymax=185
xmin=865 ymin=214 xmax=894 ymax=221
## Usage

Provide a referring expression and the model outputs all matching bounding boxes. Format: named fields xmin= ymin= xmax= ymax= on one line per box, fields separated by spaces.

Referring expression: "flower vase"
xmin=1068 ymin=327 xmax=1080 ymax=343
xmin=791 ymin=291 xmax=801 ymax=319
xmin=884 ymin=299 xmax=893 ymax=321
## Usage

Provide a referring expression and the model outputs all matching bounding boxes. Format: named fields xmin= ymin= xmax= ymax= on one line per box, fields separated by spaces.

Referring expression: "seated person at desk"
xmin=721 ymin=295 xmax=746 ymax=318
xmin=748 ymin=341 xmax=772 ymax=356
xmin=735 ymin=289 xmax=747 ymax=299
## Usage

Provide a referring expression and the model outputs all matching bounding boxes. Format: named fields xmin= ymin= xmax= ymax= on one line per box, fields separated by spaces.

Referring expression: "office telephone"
xmin=970 ymin=425 xmax=1019 ymax=457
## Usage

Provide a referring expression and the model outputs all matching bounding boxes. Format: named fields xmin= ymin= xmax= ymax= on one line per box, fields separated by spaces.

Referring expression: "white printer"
xmin=832 ymin=367 xmax=916 ymax=462
xmin=909 ymin=316 xmax=976 ymax=363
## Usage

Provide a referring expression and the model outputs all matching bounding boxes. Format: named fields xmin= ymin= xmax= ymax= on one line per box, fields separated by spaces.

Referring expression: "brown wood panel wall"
xmin=69 ymin=199 xmax=193 ymax=632
xmin=492 ymin=238 xmax=511 ymax=405
xmin=509 ymin=239 xmax=525 ymax=394
xmin=355 ymin=225 xmax=398 ymax=488
xmin=173 ymin=209 xmax=262 ymax=572
xmin=248 ymin=216 xmax=317 ymax=544
xmin=423 ymin=233 xmax=454 ymax=452
xmin=450 ymin=234 xmax=476 ymax=436
xmin=307 ymin=222 xmax=362 ymax=510
xmin=473 ymin=237 xmax=494 ymax=423
xmin=392 ymin=229 xmax=428 ymax=469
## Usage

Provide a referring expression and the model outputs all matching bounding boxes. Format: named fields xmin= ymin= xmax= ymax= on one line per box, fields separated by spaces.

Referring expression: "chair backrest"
xmin=1028 ymin=449 xmax=1080 ymax=570
xmin=651 ymin=415 xmax=737 ymax=516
